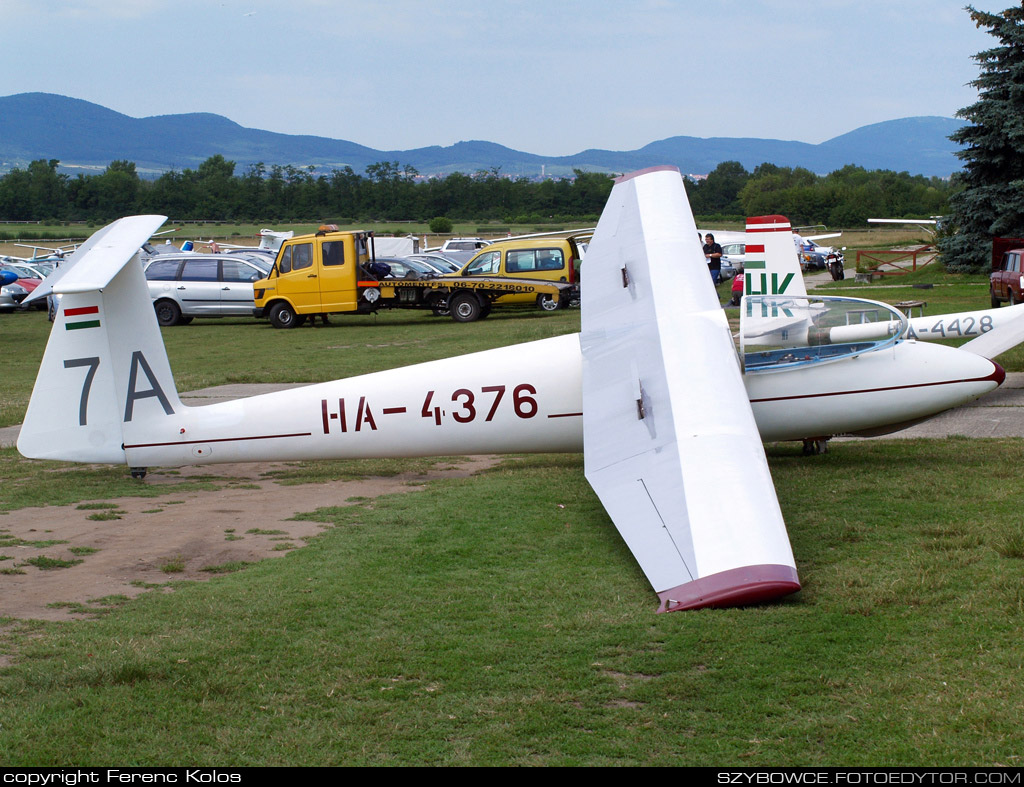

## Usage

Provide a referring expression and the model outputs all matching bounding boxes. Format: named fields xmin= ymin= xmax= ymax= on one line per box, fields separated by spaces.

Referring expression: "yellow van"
xmin=453 ymin=237 xmax=581 ymax=310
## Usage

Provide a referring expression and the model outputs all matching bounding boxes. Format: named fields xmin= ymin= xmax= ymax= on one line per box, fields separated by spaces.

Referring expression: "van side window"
xmin=180 ymin=259 xmax=218 ymax=281
xmin=278 ymin=247 xmax=292 ymax=274
xmin=145 ymin=260 xmax=181 ymax=281
xmin=537 ymin=248 xmax=564 ymax=271
xmin=506 ymin=248 xmax=564 ymax=273
xmin=293 ymin=243 xmax=313 ymax=271
xmin=222 ymin=260 xmax=259 ymax=282
xmin=322 ymin=241 xmax=345 ymax=267
xmin=506 ymin=250 xmax=535 ymax=273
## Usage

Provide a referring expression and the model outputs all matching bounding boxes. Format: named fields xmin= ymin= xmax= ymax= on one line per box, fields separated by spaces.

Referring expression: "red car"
xmin=0 ymin=263 xmax=43 ymax=308
xmin=990 ymin=244 xmax=1024 ymax=307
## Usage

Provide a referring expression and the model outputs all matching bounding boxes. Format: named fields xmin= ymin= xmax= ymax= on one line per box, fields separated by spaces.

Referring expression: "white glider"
xmin=18 ymin=169 xmax=1009 ymax=612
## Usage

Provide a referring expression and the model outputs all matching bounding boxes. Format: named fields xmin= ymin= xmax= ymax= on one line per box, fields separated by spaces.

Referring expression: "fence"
xmin=856 ymin=245 xmax=937 ymax=276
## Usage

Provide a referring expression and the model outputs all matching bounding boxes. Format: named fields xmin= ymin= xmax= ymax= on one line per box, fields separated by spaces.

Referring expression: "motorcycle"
xmin=827 ymin=251 xmax=845 ymax=281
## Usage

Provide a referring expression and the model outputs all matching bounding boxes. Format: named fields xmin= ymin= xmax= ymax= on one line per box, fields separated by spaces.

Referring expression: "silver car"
xmin=0 ymin=282 xmax=28 ymax=312
xmin=144 ymin=253 xmax=272 ymax=326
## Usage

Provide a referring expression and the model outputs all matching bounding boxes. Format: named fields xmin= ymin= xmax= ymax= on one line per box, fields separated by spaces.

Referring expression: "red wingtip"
xmin=656 ymin=564 xmax=800 ymax=613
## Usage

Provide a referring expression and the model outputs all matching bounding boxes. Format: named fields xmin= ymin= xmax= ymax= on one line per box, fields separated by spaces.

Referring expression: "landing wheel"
xmin=801 ymin=438 xmax=829 ymax=456
xmin=130 ymin=467 xmax=148 ymax=480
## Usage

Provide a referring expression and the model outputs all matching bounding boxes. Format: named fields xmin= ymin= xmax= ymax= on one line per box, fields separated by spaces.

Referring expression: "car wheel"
xmin=154 ymin=300 xmax=182 ymax=326
xmin=537 ymin=294 xmax=560 ymax=312
xmin=449 ymin=292 xmax=482 ymax=323
xmin=269 ymin=302 xmax=300 ymax=329
xmin=992 ymin=288 xmax=1002 ymax=309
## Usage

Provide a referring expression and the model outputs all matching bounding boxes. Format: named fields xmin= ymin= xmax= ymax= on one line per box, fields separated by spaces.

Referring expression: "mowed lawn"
xmin=2 ymin=276 xmax=1024 ymax=765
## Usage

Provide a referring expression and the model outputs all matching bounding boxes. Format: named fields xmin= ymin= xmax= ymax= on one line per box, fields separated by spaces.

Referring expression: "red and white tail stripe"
xmin=746 ymin=215 xmax=792 ymax=233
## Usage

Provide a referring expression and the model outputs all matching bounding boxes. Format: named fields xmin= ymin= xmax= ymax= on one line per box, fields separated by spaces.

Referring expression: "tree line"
xmin=0 ymin=154 xmax=955 ymax=228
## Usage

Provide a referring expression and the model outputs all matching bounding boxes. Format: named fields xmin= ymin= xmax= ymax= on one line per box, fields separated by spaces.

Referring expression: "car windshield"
xmin=392 ymin=258 xmax=435 ymax=275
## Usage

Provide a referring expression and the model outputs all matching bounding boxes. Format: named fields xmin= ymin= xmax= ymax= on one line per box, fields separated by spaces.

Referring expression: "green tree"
xmin=939 ymin=5 xmax=1024 ymax=272
xmin=691 ymin=161 xmax=749 ymax=215
xmin=93 ymin=160 xmax=141 ymax=219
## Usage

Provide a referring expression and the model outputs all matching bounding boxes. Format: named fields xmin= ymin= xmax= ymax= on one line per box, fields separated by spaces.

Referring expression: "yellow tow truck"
xmin=252 ymin=226 xmax=575 ymax=327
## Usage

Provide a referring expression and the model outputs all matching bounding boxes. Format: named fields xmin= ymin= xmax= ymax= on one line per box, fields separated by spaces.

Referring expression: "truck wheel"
xmin=1011 ymin=291 xmax=1019 ymax=307
xmin=269 ymin=302 xmax=300 ymax=329
xmin=992 ymin=288 xmax=1002 ymax=309
xmin=154 ymin=300 xmax=182 ymax=326
xmin=429 ymin=296 xmax=450 ymax=317
xmin=449 ymin=292 xmax=482 ymax=322
xmin=537 ymin=294 xmax=560 ymax=312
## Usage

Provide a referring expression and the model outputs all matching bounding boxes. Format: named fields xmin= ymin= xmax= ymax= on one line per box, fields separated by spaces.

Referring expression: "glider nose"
xmin=991 ymin=359 xmax=1007 ymax=388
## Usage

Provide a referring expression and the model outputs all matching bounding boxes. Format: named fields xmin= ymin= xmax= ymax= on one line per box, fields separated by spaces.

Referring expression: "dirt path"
xmin=0 ymin=456 xmax=499 ymax=622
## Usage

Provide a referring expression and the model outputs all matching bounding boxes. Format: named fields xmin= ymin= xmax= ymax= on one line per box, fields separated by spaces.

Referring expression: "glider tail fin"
xmin=18 ymin=216 xmax=181 ymax=464
xmin=745 ymin=215 xmax=807 ymax=299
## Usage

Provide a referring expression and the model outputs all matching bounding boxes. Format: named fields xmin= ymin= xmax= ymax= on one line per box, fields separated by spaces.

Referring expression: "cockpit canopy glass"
xmin=740 ymin=295 xmax=908 ymax=374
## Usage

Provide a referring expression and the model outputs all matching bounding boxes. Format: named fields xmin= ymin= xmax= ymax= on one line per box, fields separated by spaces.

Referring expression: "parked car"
xmin=405 ymin=253 xmax=462 ymax=274
xmin=0 ymin=263 xmax=45 ymax=308
xmin=451 ymin=237 xmax=581 ymax=311
xmin=144 ymin=253 xmax=272 ymax=325
xmin=794 ymin=236 xmax=844 ymax=272
xmin=6 ymin=260 xmax=56 ymax=279
xmin=436 ymin=238 xmax=492 ymax=265
xmin=991 ymin=246 xmax=1024 ymax=306
xmin=373 ymin=256 xmax=441 ymax=280
xmin=0 ymin=282 xmax=29 ymax=312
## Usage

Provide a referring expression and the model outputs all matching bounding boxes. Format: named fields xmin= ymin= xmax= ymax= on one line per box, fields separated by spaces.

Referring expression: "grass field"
xmin=2 ymin=267 xmax=1024 ymax=765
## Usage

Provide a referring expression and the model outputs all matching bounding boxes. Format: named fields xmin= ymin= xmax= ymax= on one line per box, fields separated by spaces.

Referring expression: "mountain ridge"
xmin=0 ymin=92 xmax=965 ymax=178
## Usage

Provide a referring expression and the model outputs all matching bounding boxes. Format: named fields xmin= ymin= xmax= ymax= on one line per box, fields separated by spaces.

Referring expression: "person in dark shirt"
xmin=703 ymin=233 xmax=723 ymax=284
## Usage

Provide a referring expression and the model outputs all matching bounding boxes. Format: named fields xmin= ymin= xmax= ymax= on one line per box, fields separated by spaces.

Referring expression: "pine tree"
xmin=940 ymin=5 xmax=1024 ymax=272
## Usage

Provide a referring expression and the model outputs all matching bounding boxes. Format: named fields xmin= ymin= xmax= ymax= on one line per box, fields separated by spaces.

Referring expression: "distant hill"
xmin=0 ymin=93 xmax=966 ymax=179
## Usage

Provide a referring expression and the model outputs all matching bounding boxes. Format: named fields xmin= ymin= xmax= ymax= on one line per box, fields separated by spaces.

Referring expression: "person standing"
xmin=703 ymin=233 xmax=723 ymax=284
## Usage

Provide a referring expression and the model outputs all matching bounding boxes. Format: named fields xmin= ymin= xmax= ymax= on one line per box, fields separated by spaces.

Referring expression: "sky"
xmin=0 ymin=0 xmax=1002 ymax=157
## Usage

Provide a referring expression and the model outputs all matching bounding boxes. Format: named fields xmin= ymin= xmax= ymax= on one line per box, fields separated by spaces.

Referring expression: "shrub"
xmin=429 ymin=216 xmax=453 ymax=233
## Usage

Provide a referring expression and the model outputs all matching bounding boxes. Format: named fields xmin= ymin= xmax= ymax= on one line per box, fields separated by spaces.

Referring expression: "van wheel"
xmin=154 ymin=300 xmax=182 ymax=326
xmin=449 ymin=292 xmax=482 ymax=322
xmin=269 ymin=302 xmax=300 ymax=329
xmin=537 ymin=294 xmax=560 ymax=312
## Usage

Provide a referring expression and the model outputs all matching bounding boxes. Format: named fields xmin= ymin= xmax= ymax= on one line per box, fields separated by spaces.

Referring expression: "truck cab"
xmin=454 ymin=237 xmax=581 ymax=310
xmin=253 ymin=227 xmax=374 ymax=328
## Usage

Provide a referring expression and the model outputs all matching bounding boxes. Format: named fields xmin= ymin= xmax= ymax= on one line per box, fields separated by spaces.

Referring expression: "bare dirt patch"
xmin=0 ymin=456 xmax=499 ymax=622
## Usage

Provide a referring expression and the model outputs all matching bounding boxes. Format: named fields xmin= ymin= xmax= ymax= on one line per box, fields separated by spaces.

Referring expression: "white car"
xmin=437 ymin=238 xmax=492 ymax=264
xmin=144 ymin=253 xmax=272 ymax=326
